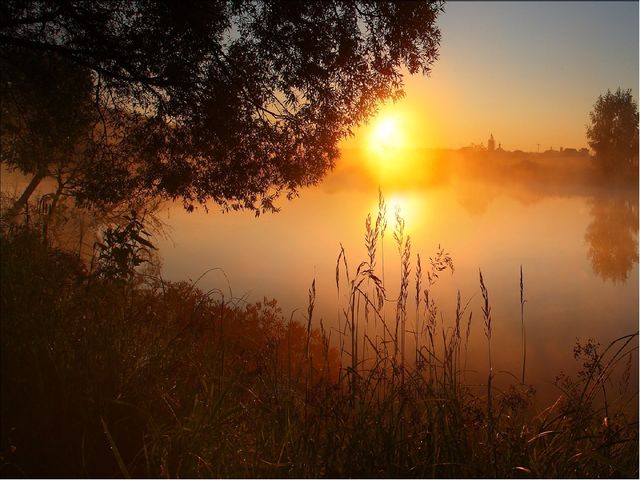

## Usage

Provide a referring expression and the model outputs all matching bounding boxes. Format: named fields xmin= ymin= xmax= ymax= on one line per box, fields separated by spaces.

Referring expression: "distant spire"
xmin=488 ymin=133 xmax=496 ymax=152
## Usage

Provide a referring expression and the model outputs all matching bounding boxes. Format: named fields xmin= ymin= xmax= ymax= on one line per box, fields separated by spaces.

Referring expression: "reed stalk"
xmin=520 ymin=265 xmax=527 ymax=384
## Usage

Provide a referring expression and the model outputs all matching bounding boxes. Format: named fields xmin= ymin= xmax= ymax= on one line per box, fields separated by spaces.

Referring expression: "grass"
xmin=0 ymin=194 xmax=638 ymax=478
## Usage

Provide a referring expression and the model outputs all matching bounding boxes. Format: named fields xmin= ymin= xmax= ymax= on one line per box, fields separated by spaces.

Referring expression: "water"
xmin=3 ymin=150 xmax=637 ymax=405
xmin=155 ymin=149 xmax=639 ymax=404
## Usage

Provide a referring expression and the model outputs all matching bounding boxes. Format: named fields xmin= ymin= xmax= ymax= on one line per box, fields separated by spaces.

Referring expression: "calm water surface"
xmin=156 ymin=150 xmax=639 ymax=404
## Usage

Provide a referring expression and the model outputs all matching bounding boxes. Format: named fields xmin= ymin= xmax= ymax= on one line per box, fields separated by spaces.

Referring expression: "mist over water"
xmin=3 ymin=147 xmax=636 ymax=405
xmin=156 ymin=149 xmax=639 ymax=405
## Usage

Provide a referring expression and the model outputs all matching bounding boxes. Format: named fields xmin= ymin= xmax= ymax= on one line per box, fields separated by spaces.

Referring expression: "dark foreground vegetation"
xmin=1 ymin=209 xmax=637 ymax=478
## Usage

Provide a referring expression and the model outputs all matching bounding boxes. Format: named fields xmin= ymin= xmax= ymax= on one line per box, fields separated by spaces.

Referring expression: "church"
xmin=488 ymin=133 xmax=503 ymax=152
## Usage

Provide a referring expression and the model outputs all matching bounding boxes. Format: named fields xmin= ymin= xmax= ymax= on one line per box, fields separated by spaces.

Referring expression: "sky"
xmin=345 ymin=1 xmax=639 ymax=152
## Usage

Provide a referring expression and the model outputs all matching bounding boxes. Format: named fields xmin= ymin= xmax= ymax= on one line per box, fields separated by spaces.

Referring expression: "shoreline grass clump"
xmin=0 ymin=193 xmax=638 ymax=478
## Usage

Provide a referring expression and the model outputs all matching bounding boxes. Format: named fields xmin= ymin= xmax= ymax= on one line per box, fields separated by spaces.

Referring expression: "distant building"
xmin=488 ymin=133 xmax=495 ymax=152
xmin=460 ymin=142 xmax=486 ymax=153
xmin=541 ymin=146 xmax=591 ymax=158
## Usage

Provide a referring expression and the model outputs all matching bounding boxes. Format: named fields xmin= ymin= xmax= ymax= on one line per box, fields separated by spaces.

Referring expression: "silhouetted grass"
xmin=0 ymin=196 xmax=638 ymax=478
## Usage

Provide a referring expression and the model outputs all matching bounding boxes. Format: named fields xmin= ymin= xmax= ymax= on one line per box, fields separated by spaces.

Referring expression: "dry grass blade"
xmin=479 ymin=269 xmax=492 ymax=343
xmin=306 ymin=278 xmax=316 ymax=360
xmin=100 ymin=416 xmax=131 ymax=479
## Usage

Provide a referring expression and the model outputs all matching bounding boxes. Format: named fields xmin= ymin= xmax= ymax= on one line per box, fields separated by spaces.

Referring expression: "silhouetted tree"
xmin=0 ymin=51 xmax=147 ymax=220
xmin=586 ymin=88 xmax=639 ymax=177
xmin=1 ymin=1 xmax=443 ymax=215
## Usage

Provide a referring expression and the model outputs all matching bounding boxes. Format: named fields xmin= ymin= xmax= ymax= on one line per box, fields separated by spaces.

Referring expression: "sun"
xmin=365 ymin=111 xmax=414 ymax=184
xmin=369 ymin=115 xmax=406 ymax=156
xmin=359 ymin=105 xmax=438 ymax=188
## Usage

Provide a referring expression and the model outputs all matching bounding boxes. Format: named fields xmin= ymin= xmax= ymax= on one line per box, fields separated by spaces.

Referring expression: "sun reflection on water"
xmin=367 ymin=191 xmax=429 ymax=235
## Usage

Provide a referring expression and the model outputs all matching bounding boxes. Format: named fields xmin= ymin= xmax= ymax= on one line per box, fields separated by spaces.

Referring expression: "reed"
xmin=521 ymin=264 xmax=527 ymax=384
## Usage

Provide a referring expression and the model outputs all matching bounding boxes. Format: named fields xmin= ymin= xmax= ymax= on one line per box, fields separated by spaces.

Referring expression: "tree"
xmin=1 ymin=50 xmax=146 ymax=220
xmin=586 ymin=88 xmax=639 ymax=177
xmin=1 ymin=1 xmax=444 ymax=215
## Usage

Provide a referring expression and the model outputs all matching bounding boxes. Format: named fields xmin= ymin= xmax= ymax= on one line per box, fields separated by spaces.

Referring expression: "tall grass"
xmin=1 ymin=194 xmax=638 ymax=478
xmin=521 ymin=264 xmax=527 ymax=384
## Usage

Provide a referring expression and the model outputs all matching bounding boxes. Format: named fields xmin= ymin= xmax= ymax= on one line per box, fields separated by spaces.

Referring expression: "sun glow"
xmin=368 ymin=191 xmax=428 ymax=235
xmin=387 ymin=194 xmax=411 ymax=226
xmin=369 ymin=115 xmax=406 ymax=155
xmin=336 ymin=100 xmax=441 ymax=189
xmin=365 ymin=111 xmax=415 ymax=184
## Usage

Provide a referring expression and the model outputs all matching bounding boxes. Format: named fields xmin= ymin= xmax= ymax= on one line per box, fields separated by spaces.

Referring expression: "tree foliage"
xmin=1 ymin=1 xmax=443 ymax=214
xmin=95 ymin=211 xmax=156 ymax=282
xmin=0 ymin=50 xmax=146 ymax=219
xmin=586 ymin=88 xmax=639 ymax=176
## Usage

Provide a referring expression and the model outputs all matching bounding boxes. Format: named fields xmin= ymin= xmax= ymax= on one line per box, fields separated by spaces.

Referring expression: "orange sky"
xmin=343 ymin=1 xmax=638 ymax=152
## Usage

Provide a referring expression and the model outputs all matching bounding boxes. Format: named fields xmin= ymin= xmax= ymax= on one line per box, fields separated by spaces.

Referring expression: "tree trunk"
xmin=42 ymin=177 xmax=64 ymax=240
xmin=3 ymin=169 xmax=47 ymax=221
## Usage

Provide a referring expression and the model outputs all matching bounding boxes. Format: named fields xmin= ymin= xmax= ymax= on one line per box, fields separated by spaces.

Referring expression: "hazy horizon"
xmin=341 ymin=1 xmax=639 ymax=152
